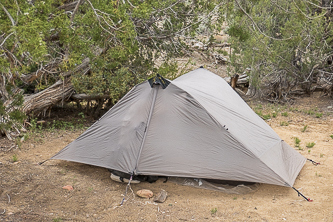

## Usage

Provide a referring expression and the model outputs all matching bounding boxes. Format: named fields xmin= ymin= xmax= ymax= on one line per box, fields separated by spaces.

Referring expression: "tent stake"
xmin=307 ymin=158 xmax=320 ymax=165
xmin=38 ymin=159 xmax=48 ymax=165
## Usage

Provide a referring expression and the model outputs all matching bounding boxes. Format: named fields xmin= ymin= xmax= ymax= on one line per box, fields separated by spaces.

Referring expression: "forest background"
xmin=0 ymin=0 xmax=332 ymax=140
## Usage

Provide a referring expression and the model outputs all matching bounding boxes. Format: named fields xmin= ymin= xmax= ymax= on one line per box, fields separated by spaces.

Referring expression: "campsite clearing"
xmin=0 ymin=94 xmax=333 ymax=221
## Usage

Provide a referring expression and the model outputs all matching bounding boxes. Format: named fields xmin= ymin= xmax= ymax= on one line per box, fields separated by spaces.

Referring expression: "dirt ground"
xmin=1 ymin=93 xmax=333 ymax=222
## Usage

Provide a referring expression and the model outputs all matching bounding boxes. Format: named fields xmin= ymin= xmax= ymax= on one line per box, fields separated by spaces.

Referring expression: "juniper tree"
xmin=0 ymin=0 xmax=224 ymax=137
xmin=226 ymin=0 xmax=333 ymax=101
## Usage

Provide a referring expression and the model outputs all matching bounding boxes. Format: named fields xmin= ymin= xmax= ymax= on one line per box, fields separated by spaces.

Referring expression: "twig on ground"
xmin=7 ymin=194 xmax=10 ymax=204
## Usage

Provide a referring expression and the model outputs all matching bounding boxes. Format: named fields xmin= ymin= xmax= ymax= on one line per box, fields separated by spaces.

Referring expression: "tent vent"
xmin=148 ymin=74 xmax=170 ymax=89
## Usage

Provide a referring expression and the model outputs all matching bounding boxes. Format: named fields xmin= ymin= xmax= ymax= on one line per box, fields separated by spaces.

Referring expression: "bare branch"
xmin=0 ymin=3 xmax=16 ymax=26
xmin=292 ymin=0 xmax=326 ymax=20
xmin=85 ymin=0 xmax=119 ymax=36
xmin=303 ymin=0 xmax=333 ymax=9
xmin=137 ymin=2 xmax=226 ymax=41
xmin=70 ymin=0 xmax=83 ymax=23
xmin=0 ymin=32 xmax=14 ymax=47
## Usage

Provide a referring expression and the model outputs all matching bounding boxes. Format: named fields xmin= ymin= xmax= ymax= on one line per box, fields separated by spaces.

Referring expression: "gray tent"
xmin=51 ymin=68 xmax=306 ymax=187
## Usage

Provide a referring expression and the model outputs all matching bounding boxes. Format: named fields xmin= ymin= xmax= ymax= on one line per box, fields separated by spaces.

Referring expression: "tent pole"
xmin=133 ymin=86 xmax=159 ymax=174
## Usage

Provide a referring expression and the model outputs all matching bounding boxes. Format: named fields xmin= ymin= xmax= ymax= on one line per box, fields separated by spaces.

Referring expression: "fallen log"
xmin=22 ymin=79 xmax=74 ymax=115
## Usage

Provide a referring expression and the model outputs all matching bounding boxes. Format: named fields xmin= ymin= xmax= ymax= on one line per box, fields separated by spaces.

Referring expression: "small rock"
xmin=327 ymin=106 xmax=332 ymax=109
xmin=154 ymin=189 xmax=168 ymax=203
xmin=136 ymin=189 xmax=153 ymax=198
xmin=62 ymin=185 xmax=74 ymax=191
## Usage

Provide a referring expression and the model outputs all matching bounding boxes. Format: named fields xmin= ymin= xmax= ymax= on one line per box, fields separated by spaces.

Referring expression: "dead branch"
xmin=0 ymin=3 xmax=16 ymax=26
xmin=70 ymin=0 xmax=84 ymax=23
xmin=7 ymin=194 xmax=10 ymax=204
xmin=22 ymin=79 xmax=74 ymax=115
xmin=0 ymin=32 xmax=14 ymax=47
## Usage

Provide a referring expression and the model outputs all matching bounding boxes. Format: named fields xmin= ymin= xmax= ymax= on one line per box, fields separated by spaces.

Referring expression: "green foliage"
xmin=12 ymin=154 xmax=18 ymax=162
xmin=315 ymin=113 xmax=323 ymax=118
xmin=289 ymin=107 xmax=299 ymax=112
xmin=293 ymin=137 xmax=301 ymax=147
xmin=255 ymin=109 xmax=271 ymax=120
xmin=301 ymin=125 xmax=308 ymax=132
xmin=227 ymin=25 xmax=250 ymax=42
xmin=262 ymin=114 xmax=271 ymax=120
xmin=305 ymin=110 xmax=315 ymax=115
xmin=281 ymin=112 xmax=288 ymax=117
xmin=210 ymin=208 xmax=217 ymax=215
xmin=330 ymin=135 xmax=333 ymax=139
xmin=226 ymin=0 xmax=332 ymax=96
xmin=306 ymin=142 xmax=315 ymax=148
xmin=280 ymin=121 xmax=289 ymax=126
xmin=0 ymin=0 xmax=221 ymax=125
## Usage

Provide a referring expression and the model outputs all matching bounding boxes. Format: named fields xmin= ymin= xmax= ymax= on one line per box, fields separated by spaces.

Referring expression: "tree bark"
xmin=22 ymin=79 xmax=74 ymax=115
xmin=230 ymin=74 xmax=239 ymax=90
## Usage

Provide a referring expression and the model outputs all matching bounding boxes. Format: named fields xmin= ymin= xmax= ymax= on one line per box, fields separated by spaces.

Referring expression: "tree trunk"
xmin=22 ymin=79 xmax=74 ymax=116
xmin=230 ymin=74 xmax=239 ymax=90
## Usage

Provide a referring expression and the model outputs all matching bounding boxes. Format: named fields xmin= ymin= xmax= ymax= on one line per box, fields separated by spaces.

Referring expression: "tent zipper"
xmin=133 ymin=86 xmax=159 ymax=174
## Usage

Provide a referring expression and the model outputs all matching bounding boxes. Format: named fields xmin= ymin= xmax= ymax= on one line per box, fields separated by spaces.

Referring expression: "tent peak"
xmin=148 ymin=74 xmax=170 ymax=89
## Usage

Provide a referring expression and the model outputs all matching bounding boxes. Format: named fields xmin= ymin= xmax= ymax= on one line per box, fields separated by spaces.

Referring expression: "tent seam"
xmin=170 ymin=83 xmax=257 ymax=158
xmin=133 ymin=85 xmax=159 ymax=174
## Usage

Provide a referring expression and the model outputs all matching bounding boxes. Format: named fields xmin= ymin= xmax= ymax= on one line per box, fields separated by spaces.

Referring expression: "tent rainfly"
xmin=50 ymin=68 xmax=311 ymax=200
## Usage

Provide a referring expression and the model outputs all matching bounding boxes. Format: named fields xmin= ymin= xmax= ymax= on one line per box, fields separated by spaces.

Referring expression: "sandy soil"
xmin=0 ymin=94 xmax=333 ymax=222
